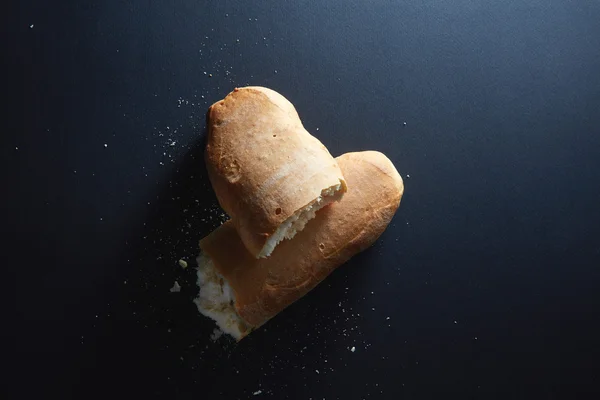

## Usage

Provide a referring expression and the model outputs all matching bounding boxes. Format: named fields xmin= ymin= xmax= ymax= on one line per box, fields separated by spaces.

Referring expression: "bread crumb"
xmin=315 ymin=369 xmax=320 ymax=374
xmin=351 ymin=346 xmax=356 ymax=352
xmin=104 ymin=144 xmax=108 ymax=148
xmin=178 ymin=259 xmax=188 ymax=269
xmin=253 ymin=390 xmax=262 ymax=396
xmin=30 ymin=24 xmax=34 ymax=28
xmin=210 ymin=328 xmax=223 ymax=341
xmin=169 ymin=281 xmax=181 ymax=292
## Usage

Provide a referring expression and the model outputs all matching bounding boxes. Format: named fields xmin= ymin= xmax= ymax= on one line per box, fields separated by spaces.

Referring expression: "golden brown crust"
xmin=199 ymin=151 xmax=404 ymax=334
xmin=205 ymin=86 xmax=347 ymax=258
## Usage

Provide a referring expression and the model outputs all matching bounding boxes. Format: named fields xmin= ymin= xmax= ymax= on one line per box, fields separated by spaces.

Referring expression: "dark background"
xmin=6 ymin=0 xmax=600 ymax=398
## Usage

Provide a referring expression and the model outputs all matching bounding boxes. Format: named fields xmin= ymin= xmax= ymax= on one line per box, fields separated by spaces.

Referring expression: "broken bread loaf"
xmin=205 ymin=86 xmax=347 ymax=258
xmin=195 ymin=151 xmax=404 ymax=340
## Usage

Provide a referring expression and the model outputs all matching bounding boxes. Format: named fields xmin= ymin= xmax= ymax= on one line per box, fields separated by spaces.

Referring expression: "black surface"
xmin=6 ymin=0 xmax=600 ymax=398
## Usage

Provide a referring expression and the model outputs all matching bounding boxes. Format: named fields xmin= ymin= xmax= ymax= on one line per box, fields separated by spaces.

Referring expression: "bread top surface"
xmin=200 ymin=151 xmax=404 ymax=328
xmin=205 ymin=86 xmax=346 ymax=257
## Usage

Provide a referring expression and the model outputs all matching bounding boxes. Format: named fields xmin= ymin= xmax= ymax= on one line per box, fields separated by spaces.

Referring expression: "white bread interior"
xmin=193 ymin=254 xmax=248 ymax=340
xmin=257 ymin=183 xmax=342 ymax=258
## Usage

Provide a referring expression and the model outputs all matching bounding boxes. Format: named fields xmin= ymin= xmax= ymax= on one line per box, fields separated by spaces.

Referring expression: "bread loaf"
xmin=205 ymin=86 xmax=347 ymax=258
xmin=195 ymin=151 xmax=404 ymax=339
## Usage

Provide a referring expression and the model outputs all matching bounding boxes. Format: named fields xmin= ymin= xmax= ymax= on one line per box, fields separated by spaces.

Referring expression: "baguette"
xmin=195 ymin=151 xmax=404 ymax=340
xmin=205 ymin=86 xmax=347 ymax=258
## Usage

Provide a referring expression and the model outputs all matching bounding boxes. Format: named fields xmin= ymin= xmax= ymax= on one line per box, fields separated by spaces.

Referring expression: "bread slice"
xmin=194 ymin=151 xmax=404 ymax=340
xmin=205 ymin=86 xmax=347 ymax=258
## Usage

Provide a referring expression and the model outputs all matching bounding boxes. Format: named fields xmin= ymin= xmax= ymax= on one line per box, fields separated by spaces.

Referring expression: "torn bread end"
xmin=257 ymin=181 xmax=344 ymax=258
xmin=194 ymin=254 xmax=249 ymax=340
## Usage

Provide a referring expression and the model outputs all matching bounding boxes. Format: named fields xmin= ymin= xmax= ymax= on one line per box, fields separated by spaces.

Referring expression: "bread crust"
xmin=205 ymin=86 xmax=347 ymax=258
xmin=199 ymin=151 xmax=404 ymax=333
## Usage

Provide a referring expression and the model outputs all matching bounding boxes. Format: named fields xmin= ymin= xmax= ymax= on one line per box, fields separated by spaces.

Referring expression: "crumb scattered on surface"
xmin=210 ymin=328 xmax=223 ymax=341
xmin=178 ymin=259 xmax=188 ymax=269
xmin=252 ymin=390 xmax=262 ymax=396
xmin=170 ymin=281 xmax=181 ymax=292
xmin=351 ymin=346 xmax=356 ymax=352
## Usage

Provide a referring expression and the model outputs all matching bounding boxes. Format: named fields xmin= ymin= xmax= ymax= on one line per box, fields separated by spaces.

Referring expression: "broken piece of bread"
xmin=205 ymin=86 xmax=347 ymax=258
xmin=194 ymin=151 xmax=404 ymax=340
